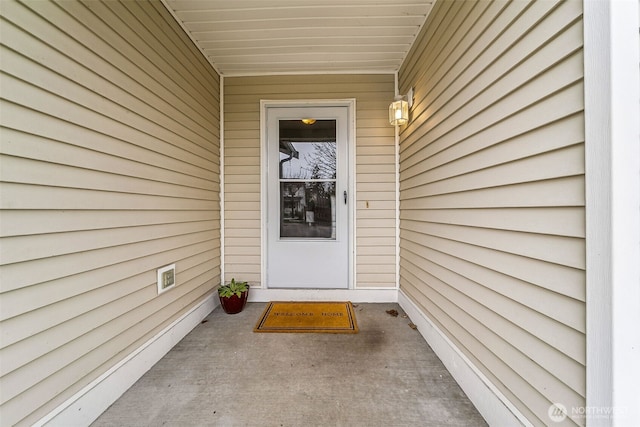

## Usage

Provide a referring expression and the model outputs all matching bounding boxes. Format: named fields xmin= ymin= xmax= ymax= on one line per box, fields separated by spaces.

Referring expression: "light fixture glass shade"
xmin=389 ymin=99 xmax=409 ymax=126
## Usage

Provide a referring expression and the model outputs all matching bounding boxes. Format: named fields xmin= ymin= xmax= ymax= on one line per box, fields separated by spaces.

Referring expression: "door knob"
xmin=344 ymin=190 xmax=347 ymax=204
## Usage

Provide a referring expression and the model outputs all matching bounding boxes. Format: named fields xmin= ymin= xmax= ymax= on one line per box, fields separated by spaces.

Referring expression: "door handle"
xmin=344 ymin=190 xmax=347 ymax=204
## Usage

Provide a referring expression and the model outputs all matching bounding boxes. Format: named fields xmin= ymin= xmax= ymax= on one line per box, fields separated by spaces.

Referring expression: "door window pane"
xmin=280 ymin=182 xmax=335 ymax=239
xmin=279 ymin=119 xmax=337 ymax=239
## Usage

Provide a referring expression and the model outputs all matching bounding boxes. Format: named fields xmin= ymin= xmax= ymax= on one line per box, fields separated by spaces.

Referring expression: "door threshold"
xmin=248 ymin=288 xmax=398 ymax=303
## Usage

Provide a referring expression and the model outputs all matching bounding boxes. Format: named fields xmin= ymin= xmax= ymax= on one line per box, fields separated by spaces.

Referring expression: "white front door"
xmin=266 ymin=105 xmax=350 ymax=289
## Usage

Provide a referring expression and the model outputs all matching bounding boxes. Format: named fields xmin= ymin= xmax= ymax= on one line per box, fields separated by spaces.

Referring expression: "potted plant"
xmin=218 ymin=278 xmax=249 ymax=314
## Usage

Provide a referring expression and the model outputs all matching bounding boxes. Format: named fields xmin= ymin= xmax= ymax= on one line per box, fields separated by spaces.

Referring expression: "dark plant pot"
xmin=219 ymin=289 xmax=249 ymax=314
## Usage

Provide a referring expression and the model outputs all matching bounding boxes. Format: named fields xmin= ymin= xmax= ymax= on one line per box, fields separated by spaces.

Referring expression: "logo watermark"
xmin=548 ymin=403 xmax=568 ymax=422
xmin=548 ymin=403 xmax=628 ymax=423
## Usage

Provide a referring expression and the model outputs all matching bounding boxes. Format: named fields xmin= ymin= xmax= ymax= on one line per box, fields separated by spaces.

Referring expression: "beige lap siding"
xmin=398 ymin=1 xmax=585 ymax=426
xmin=0 ymin=1 xmax=220 ymax=425
xmin=224 ymin=74 xmax=397 ymax=288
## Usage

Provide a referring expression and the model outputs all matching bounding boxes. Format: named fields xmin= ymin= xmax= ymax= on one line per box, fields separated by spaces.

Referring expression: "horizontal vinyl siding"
xmin=224 ymin=74 xmax=396 ymax=287
xmin=0 ymin=1 xmax=220 ymax=425
xmin=398 ymin=1 xmax=585 ymax=426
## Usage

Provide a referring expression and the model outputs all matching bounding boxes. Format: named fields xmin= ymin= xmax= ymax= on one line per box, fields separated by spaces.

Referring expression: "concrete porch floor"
xmin=92 ymin=302 xmax=488 ymax=426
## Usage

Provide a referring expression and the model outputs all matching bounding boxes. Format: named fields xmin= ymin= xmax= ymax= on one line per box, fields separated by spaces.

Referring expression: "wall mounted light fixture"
xmin=389 ymin=87 xmax=414 ymax=126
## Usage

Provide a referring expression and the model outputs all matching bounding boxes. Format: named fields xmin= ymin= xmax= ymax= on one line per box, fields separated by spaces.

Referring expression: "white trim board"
xmin=35 ymin=287 xmax=527 ymax=426
xmin=35 ymin=294 xmax=217 ymax=427
xmin=397 ymin=290 xmax=530 ymax=427
xmin=584 ymin=0 xmax=640 ymax=425
xmin=219 ymin=75 xmax=225 ymax=286
xmin=248 ymin=288 xmax=397 ymax=303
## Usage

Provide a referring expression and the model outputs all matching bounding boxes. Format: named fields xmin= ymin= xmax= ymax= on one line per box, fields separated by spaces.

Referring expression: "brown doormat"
xmin=254 ymin=301 xmax=358 ymax=333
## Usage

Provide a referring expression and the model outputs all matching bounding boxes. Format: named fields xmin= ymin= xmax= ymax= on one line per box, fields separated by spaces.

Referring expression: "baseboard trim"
xmin=247 ymin=288 xmax=398 ymax=303
xmin=398 ymin=290 xmax=530 ymax=427
xmin=36 ymin=289 xmax=525 ymax=426
xmin=35 ymin=293 xmax=217 ymax=427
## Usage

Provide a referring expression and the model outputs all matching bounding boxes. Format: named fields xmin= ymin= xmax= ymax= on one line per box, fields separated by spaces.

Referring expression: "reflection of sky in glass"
xmin=280 ymin=141 xmax=336 ymax=179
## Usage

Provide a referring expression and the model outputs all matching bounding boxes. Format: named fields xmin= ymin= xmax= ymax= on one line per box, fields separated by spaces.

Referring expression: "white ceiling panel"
xmin=163 ymin=0 xmax=434 ymax=76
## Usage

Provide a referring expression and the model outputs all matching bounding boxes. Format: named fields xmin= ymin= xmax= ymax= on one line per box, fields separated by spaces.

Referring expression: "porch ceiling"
xmin=162 ymin=0 xmax=434 ymax=76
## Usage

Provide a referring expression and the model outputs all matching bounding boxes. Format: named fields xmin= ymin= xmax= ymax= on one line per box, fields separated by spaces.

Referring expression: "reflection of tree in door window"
xmin=304 ymin=142 xmax=336 ymax=180
xmin=279 ymin=141 xmax=336 ymax=180
xmin=305 ymin=143 xmax=336 ymax=230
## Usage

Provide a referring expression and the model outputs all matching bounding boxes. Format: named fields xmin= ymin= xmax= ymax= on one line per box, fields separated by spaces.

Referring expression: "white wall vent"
xmin=157 ymin=264 xmax=176 ymax=294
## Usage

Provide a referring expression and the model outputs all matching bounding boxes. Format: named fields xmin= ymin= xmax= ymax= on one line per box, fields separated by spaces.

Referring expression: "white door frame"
xmin=260 ymin=99 xmax=356 ymax=291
